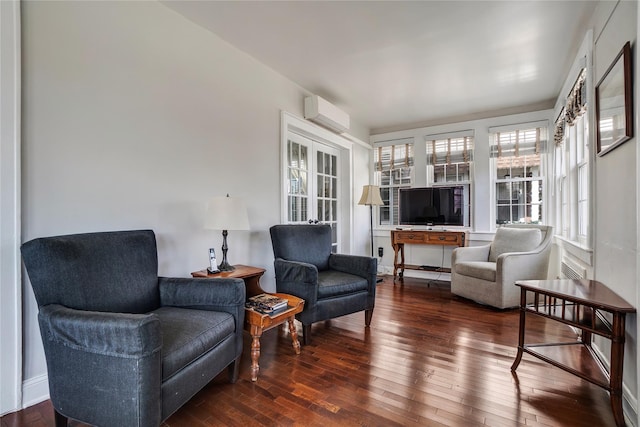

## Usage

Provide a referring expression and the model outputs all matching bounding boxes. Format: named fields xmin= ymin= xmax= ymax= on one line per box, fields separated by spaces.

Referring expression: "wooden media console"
xmin=391 ymin=229 xmax=468 ymax=281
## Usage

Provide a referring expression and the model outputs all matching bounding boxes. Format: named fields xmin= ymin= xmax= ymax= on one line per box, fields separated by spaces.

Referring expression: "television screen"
xmin=399 ymin=186 xmax=468 ymax=226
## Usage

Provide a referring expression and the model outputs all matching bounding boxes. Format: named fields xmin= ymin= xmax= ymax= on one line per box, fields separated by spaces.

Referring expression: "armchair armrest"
xmin=38 ymin=304 xmax=163 ymax=426
xmin=39 ymin=304 xmax=161 ymax=357
xmin=452 ymin=244 xmax=491 ymax=264
xmin=329 ymin=253 xmax=377 ymax=292
xmin=159 ymin=277 xmax=245 ymax=314
xmin=497 ymin=246 xmax=552 ymax=284
xmin=273 ymin=258 xmax=318 ymax=306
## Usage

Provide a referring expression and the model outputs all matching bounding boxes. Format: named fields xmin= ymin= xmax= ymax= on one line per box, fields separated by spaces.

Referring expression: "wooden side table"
xmin=191 ymin=264 xmax=305 ymax=381
xmin=244 ymin=293 xmax=304 ymax=381
xmin=191 ymin=264 xmax=266 ymax=297
xmin=511 ymin=279 xmax=636 ymax=427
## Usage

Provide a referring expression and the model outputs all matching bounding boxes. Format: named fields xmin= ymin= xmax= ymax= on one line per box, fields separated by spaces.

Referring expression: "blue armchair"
xmin=270 ymin=224 xmax=376 ymax=345
xmin=21 ymin=230 xmax=245 ymax=427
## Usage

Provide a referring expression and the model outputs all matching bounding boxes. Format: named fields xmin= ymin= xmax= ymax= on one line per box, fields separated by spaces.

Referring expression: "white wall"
xmin=592 ymin=0 xmax=638 ymax=421
xmin=20 ymin=0 xmax=370 ymax=405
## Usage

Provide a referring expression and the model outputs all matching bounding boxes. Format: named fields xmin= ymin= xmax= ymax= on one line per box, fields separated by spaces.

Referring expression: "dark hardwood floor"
xmin=2 ymin=276 xmax=618 ymax=426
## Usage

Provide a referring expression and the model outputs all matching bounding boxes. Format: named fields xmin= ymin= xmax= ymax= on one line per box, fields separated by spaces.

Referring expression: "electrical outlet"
xmin=378 ymin=247 xmax=384 ymax=257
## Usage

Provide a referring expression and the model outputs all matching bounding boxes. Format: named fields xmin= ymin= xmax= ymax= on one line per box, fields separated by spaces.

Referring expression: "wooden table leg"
xmin=610 ymin=313 xmax=627 ymax=427
xmin=249 ymin=324 xmax=262 ymax=381
xmin=288 ymin=316 xmax=301 ymax=355
xmin=511 ymin=288 xmax=527 ymax=371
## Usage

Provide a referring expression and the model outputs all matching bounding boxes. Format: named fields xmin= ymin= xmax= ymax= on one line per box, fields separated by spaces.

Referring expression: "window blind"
xmin=375 ymin=143 xmax=414 ymax=171
xmin=490 ymin=127 xmax=547 ymax=158
xmin=426 ymin=136 xmax=473 ymax=165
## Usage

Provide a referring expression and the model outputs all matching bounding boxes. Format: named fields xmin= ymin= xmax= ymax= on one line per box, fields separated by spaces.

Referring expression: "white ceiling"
xmin=162 ymin=1 xmax=597 ymax=134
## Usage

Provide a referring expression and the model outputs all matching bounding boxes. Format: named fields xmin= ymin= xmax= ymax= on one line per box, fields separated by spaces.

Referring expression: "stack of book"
xmin=246 ymin=293 xmax=289 ymax=315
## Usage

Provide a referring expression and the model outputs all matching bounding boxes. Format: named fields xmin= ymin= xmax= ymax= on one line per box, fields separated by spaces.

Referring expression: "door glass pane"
xmin=300 ymin=171 xmax=307 ymax=195
xmin=301 ymin=197 xmax=308 ymax=222
xmin=317 ymin=151 xmax=323 ymax=175
xmin=300 ymin=145 xmax=307 ymax=171
xmin=287 ymin=139 xmax=310 ymax=223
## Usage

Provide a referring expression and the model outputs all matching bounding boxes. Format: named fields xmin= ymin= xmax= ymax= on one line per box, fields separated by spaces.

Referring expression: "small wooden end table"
xmin=191 ymin=264 xmax=266 ymax=297
xmin=244 ymin=293 xmax=304 ymax=381
xmin=511 ymin=279 xmax=635 ymax=427
xmin=191 ymin=265 xmax=305 ymax=381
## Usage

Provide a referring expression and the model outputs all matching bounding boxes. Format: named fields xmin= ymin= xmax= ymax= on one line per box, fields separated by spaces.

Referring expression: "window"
xmin=553 ymin=68 xmax=589 ymax=245
xmin=491 ymin=125 xmax=547 ymax=225
xmin=426 ymin=134 xmax=473 ymax=184
xmin=374 ymin=140 xmax=414 ymax=225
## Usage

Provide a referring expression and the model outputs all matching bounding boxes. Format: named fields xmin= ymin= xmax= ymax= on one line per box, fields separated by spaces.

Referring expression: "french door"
xmin=286 ymin=132 xmax=340 ymax=252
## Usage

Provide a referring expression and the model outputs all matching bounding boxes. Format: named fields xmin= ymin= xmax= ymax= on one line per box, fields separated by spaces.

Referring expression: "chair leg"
xmin=365 ymin=309 xmax=374 ymax=326
xmin=228 ymin=356 xmax=241 ymax=383
xmin=302 ymin=324 xmax=311 ymax=345
xmin=54 ymin=409 xmax=68 ymax=427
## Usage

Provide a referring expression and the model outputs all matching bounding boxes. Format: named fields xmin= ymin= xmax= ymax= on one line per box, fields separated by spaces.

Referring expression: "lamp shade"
xmin=358 ymin=185 xmax=384 ymax=206
xmin=205 ymin=195 xmax=250 ymax=231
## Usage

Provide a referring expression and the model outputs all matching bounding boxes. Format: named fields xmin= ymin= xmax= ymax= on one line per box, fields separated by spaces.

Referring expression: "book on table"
xmin=246 ymin=293 xmax=289 ymax=314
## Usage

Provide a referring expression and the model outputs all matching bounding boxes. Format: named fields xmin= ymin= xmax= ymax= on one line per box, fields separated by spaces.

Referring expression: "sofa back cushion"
xmin=489 ymin=227 xmax=542 ymax=262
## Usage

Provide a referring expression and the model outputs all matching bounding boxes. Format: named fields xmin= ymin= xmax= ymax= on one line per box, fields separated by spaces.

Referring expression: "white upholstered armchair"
xmin=451 ymin=224 xmax=553 ymax=309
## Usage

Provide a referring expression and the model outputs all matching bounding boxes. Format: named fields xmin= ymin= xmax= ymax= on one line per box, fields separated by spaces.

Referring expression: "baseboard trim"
xmin=22 ymin=374 xmax=49 ymax=409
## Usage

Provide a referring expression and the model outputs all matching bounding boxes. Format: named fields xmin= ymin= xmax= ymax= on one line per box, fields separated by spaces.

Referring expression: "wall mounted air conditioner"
xmin=304 ymin=95 xmax=350 ymax=134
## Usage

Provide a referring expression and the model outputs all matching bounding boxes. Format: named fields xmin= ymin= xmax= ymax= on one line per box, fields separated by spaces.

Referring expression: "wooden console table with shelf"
xmin=511 ymin=279 xmax=636 ymax=427
xmin=391 ymin=229 xmax=468 ymax=281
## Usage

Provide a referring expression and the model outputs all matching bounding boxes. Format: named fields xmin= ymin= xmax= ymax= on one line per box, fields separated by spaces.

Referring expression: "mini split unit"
xmin=304 ymin=95 xmax=350 ymax=134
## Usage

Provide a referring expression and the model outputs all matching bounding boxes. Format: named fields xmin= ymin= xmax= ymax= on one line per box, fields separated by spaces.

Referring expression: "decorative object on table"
xmin=596 ymin=41 xmax=633 ymax=156
xmin=207 ymin=247 xmax=220 ymax=274
xmin=246 ymin=293 xmax=289 ymax=314
xmin=358 ymin=184 xmax=384 ymax=282
xmin=205 ymin=194 xmax=250 ymax=271
xmin=20 ymin=230 xmax=246 ymax=427
xmin=270 ymin=224 xmax=377 ymax=345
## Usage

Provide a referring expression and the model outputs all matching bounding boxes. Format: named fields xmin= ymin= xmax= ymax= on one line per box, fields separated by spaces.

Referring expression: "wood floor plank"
xmin=2 ymin=276 xmax=621 ymax=426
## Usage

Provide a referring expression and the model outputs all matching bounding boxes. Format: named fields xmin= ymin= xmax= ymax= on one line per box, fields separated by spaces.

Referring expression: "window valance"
xmin=554 ymin=68 xmax=587 ymax=145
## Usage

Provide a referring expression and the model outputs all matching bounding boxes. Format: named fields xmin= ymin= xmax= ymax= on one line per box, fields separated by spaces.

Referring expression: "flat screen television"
xmin=399 ymin=186 xmax=468 ymax=227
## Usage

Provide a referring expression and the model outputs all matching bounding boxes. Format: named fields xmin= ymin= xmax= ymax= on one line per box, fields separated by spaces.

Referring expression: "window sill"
xmin=553 ymin=235 xmax=593 ymax=266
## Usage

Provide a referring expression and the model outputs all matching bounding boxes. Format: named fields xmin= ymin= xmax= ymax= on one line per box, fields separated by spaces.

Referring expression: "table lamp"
xmin=205 ymin=194 xmax=250 ymax=272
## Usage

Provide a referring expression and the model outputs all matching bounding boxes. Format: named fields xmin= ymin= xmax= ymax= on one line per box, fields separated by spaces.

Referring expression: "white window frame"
xmin=425 ymin=130 xmax=474 ymax=187
xmin=373 ymin=138 xmax=414 ymax=227
xmin=489 ymin=122 xmax=548 ymax=227
xmin=555 ymin=112 xmax=590 ymax=246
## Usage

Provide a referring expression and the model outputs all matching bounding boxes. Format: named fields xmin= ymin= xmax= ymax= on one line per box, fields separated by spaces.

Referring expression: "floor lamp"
xmin=358 ymin=185 xmax=384 ymax=282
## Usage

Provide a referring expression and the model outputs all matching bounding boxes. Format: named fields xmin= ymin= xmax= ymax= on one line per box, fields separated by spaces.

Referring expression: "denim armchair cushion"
xmin=317 ymin=270 xmax=369 ymax=299
xmin=152 ymin=307 xmax=235 ymax=381
xmin=270 ymin=224 xmax=332 ymax=270
xmin=20 ymin=230 xmax=160 ymax=313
